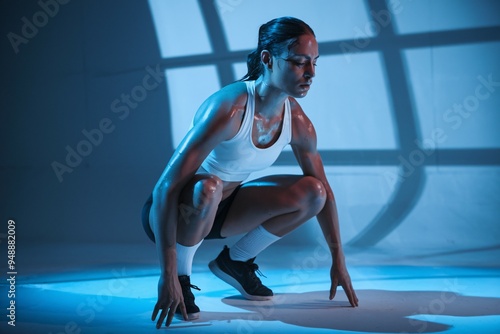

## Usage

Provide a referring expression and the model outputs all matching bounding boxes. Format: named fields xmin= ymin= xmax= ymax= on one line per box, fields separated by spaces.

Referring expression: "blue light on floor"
xmin=8 ymin=265 xmax=500 ymax=334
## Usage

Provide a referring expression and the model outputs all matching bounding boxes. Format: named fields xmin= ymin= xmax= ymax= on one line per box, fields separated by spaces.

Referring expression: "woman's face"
xmin=272 ymin=34 xmax=319 ymax=98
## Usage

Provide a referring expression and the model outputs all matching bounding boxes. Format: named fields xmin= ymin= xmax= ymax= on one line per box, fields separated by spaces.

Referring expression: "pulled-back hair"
xmin=240 ymin=17 xmax=315 ymax=81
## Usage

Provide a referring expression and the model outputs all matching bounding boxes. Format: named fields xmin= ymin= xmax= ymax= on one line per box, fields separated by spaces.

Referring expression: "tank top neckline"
xmin=246 ymin=80 xmax=290 ymax=151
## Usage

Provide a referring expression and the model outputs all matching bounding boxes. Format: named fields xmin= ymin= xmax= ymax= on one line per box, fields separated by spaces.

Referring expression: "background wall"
xmin=1 ymin=0 xmax=499 ymax=261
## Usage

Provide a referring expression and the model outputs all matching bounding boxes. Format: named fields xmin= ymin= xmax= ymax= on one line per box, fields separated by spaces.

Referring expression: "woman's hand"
xmin=329 ymin=263 xmax=359 ymax=307
xmin=151 ymin=273 xmax=188 ymax=328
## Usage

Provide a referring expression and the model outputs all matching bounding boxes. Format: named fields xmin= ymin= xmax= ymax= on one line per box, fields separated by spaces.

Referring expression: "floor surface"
xmin=2 ymin=242 xmax=499 ymax=333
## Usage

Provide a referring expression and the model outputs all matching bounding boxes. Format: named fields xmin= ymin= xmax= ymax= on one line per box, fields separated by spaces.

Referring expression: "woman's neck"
xmin=254 ymin=77 xmax=288 ymax=118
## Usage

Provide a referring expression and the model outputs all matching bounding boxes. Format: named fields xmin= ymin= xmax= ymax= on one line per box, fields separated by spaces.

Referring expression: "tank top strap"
xmin=227 ymin=81 xmax=255 ymax=143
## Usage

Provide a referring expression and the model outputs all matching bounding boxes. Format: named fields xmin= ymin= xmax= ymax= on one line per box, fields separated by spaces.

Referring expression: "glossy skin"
xmin=149 ymin=34 xmax=358 ymax=329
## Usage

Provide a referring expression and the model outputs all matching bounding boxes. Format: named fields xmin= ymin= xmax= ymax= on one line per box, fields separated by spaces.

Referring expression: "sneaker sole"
xmin=208 ymin=260 xmax=273 ymax=301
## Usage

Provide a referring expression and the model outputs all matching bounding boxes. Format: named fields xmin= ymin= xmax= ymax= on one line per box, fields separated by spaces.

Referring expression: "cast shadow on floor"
xmin=192 ymin=289 xmax=500 ymax=333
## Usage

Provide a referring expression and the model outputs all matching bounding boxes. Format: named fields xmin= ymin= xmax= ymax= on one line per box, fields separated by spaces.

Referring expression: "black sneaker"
xmin=175 ymin=275 xmax=201 ymax=320
xmin=208 ymin=245 xmax=273 ymax=301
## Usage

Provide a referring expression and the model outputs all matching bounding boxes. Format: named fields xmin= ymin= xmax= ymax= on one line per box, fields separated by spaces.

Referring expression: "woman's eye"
xmin=292 ymin=60 xmax=317 ymax=67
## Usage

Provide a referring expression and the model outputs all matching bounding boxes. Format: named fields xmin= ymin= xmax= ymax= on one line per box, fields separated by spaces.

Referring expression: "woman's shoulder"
xmin=207 ymin=81 xmax=249 ymax=109
xmin=288 ymin=96 xmax=316 ymax=138
xmin=288 ymin=96 xmax=307 ymax=119
xmin=193 ymin=81 xmax=249 ymax=125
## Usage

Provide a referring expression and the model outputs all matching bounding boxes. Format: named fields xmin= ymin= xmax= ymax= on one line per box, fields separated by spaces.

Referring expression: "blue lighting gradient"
xmin=1 ymin=0 xmax=499 ymax=333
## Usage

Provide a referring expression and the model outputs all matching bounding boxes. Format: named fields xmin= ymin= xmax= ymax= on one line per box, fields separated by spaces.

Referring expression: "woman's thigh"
xmin=220 ymin=174 xmax=323 ymax=237
xmin=149 ymin=173 xmax=223 ymax=244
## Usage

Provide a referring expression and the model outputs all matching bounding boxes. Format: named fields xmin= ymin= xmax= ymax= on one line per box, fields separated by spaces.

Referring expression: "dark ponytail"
xmin=243 ymin=50 xmax=262 ymax=82
xmin=240 ymin=17 xmax=315 ymax=81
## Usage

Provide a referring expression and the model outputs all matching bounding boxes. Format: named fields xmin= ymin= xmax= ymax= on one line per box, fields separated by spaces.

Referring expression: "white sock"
xmin=176 ymin=240 xmax=203 ymax=276
xmin=229 ymin=225 xmax=281 ymax=262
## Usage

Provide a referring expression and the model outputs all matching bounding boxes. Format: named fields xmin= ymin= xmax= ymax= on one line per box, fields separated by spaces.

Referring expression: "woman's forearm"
xmin=316 ymin=192 xmax=345 ymax=263
xmin=152 ymin=185 xmax=181 ymax=275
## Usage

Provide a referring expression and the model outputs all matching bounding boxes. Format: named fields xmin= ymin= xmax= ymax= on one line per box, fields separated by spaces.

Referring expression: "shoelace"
xmin=248 ymin=263 xmax=267 ymax=282
xmin=181 ymin=283 xmax=200 ymax=304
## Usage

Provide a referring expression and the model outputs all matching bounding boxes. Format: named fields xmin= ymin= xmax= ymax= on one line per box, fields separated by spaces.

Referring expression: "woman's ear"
xmin=260 ymin=50 xmax=273 ymax=70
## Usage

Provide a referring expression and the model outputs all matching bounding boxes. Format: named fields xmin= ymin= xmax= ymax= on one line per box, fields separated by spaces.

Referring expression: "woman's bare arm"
xmin=150 ymin=83 xmax=247 ymax=327
xmin=289 ymin=99 xmax=358 ymax=307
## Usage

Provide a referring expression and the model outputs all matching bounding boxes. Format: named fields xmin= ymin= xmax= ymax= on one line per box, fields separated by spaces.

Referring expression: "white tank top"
xmin=201 ymin=80 xmax=292 ymax=182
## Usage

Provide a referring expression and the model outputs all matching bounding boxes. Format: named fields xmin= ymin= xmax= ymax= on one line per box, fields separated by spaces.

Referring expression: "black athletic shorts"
xmin=141 ymin=185 xmax=242 ymax=242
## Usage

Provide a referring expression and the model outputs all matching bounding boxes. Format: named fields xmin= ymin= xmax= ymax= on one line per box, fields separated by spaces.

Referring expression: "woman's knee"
xmin=192 ymin=175 xmax=224 ymax=209
xmin=177 ymin=175 xmax=223 ymax=236
xmin=295 ymin=176 xmax=327 ymax=211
